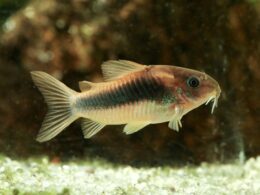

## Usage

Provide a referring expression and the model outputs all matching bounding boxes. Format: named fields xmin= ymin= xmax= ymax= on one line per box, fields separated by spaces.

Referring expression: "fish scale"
xmin=76 ymin=75 xmax=166 ymax=124
xmin=75 ymin=74 xmax=165 ymax=110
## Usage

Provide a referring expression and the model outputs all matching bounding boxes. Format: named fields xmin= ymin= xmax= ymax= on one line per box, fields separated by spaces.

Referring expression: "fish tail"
xmin=31 ymin=71 xmax=78 ymax=142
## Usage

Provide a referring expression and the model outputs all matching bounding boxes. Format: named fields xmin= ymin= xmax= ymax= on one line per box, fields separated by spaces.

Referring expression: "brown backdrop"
xmin=0 ymin=0 xmax=259 ymax=165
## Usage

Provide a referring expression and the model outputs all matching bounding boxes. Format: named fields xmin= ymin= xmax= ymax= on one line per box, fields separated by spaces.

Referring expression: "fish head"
xmin=169 ymin=66 xmax=221 ymax=114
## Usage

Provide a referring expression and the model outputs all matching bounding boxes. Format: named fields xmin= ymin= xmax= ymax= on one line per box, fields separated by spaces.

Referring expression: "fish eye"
xmin=187 ymin=76 xmax=200 ymax=88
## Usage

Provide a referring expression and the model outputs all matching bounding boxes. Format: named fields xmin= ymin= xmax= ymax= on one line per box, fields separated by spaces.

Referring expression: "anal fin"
xmin=123 ymin=122 xmax=149 ymax=135
xmin=81 ymin=118 xmax=105 ymax=138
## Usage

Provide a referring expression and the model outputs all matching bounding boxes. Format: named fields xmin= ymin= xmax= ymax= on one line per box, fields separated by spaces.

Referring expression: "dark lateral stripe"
xmin=76 ymin=76 xmax=167 ymax=109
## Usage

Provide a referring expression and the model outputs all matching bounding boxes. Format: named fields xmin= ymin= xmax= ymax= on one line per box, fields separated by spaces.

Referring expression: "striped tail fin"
xmin=31 ymin=71 xmax=78 ymax=142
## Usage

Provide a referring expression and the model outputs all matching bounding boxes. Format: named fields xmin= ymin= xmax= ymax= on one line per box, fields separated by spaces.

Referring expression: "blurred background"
xmin=0 ymin=0 xmax=259 ymax=166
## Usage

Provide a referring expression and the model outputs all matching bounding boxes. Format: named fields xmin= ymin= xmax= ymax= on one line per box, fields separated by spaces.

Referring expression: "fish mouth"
xmin=205 ymin=86 xmax=221 ymax=114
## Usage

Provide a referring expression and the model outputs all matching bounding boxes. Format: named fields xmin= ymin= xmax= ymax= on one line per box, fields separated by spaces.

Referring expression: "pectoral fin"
xmin=123 ymin=122 xmax=149 ymax=134
xmin=168 ymin=106 xmax=183 ymax=131
xmin=168 ymin=118 xmax=182 ymax=131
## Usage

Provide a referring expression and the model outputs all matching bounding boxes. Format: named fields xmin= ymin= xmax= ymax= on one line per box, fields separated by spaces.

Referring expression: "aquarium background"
xmin=0 ymin=0 xmax=259 ymax=166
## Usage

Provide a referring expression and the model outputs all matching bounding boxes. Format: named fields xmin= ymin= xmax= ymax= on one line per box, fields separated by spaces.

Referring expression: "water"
xmin=0 ymin=0 xmax=259 ymax=193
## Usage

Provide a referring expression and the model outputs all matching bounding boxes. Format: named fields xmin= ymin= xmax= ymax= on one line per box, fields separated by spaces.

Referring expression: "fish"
xmin=31 ymin=60 xmax=221 ymax=142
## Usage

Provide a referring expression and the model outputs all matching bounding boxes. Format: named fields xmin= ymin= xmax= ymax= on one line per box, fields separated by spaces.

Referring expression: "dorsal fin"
xmin=101 ymin=60 xmax=145 ymax=81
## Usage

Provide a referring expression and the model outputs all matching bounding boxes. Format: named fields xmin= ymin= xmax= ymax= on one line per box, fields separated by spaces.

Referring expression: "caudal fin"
xmin=31 ymin=71 xmax=78 ymax=142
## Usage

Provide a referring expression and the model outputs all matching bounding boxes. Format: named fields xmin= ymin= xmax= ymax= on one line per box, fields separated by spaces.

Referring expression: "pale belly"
xmin=77 ymin=100 xmax=175 ymax=125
